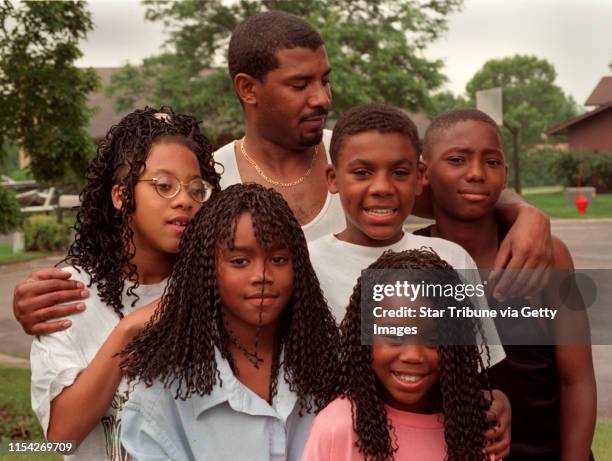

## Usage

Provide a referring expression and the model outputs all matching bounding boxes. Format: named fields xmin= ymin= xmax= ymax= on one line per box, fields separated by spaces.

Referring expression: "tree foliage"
xmin=0 ymin=1 xmax=99 ymax=184
xmin=465 ymin=55 xmax=578 ymax=192
xmin=107 ymin=0 xmax=463 ymax=141
xmin=0 ymin=186 xmax=23 ymax=234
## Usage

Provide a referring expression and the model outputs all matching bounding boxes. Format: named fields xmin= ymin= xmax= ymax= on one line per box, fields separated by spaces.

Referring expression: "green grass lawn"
xmin=0 ymin=244 xmax=50 ymax=266
xmin=523 ymin=190 xmax=612 ymax=218
xmin=594 ymin=419 xmax=612 ymax=460
xmin=0 ymin=364 xmax=610 ymax=459
xmin=0 ymin=366 xmax=60 ymax=461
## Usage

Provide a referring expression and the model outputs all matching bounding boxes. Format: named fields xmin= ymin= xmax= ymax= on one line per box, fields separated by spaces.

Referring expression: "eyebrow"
xmin=441 ymin=146 xmax=503 ymax=156
xmin=148 ymin=169 xmax=202 ymax=179
xmin=346 ymin=157 xmax=414 ymax=167
xmin=286 ymin=68 xmax=332 ymax=81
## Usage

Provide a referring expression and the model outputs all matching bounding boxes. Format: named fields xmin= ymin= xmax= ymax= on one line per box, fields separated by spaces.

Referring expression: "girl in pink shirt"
xmin=302 ymin=249 xmax=495 ymax=461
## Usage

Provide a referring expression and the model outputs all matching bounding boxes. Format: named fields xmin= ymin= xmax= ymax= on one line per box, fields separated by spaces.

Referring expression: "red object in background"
xmin=575 ymin=194 xmax=589 ymax=214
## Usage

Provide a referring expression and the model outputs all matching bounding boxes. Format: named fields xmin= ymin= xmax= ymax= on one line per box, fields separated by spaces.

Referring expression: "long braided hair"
xmin=60 ymin=107 xmax=221 ymax=318
xmin=121 ymin=183 xmax=340 ymax=413
xmin=338 ymin=249 xmax=491 ymax=461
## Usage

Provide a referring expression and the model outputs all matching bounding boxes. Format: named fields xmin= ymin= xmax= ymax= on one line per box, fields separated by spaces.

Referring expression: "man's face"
xmin=254 ymin=45 xmax=331 ymax=150
xmin=424 ymin=121 xmax=507 ymax=222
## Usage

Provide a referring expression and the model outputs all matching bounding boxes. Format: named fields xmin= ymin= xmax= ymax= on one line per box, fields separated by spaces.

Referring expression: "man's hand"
xmin=491 ymin=204 xmax=553 ymax=300
xmin=484 ymin=388 xmax=511 ymax=460
xmin=13 ymin=268 xmax=89 ymax=335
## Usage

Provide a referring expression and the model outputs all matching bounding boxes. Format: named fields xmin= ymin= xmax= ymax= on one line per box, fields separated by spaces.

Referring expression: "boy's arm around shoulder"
xmin=490 ymin=189 xmax=553 ymax=300
xmin=546 ymin=238 xmax=596 ymax=461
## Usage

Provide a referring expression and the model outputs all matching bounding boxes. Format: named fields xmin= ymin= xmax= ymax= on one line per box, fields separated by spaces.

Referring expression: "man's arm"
xmin=13 ymin=268 xmax=89 ymax=335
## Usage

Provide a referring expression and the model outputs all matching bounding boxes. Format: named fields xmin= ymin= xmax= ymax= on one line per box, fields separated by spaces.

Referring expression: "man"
xmin=215 ymin=10 xmax=345 ymax=241
xmin=14 ymin=10 xmax=551 ymax=337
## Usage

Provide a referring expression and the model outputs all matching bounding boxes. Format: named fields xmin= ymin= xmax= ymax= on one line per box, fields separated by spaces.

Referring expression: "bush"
xmin=24 ymin=215 xmax=71 ymax=251
xmin=553 ymin=150 xmax=612 ymax=191
xmin=0 ymin=186 xmax=23 ymax=234
xmin=514 ymin=148 xmax=566 ymax=188
xmin=590 ymin=152 xmax=612 ymax=193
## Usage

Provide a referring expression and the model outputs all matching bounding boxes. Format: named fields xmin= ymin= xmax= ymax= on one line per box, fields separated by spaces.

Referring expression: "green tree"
xmin=107 ymin=0 xmax=462 ymax=142
xmin=466 ymin=55 xmax=578 ymax=194
xmin=426 ymin=90 xmax=469 ymax=118
xmin=0 ymin=1 xmax=99 ymax=185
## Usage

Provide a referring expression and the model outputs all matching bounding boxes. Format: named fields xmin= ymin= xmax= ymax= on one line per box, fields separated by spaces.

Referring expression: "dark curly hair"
xmin=330 ymin=103 xmax=421 ymax=165
xmin=423 ymin=108 xmax=502 ymax=160
xmin=228 ymin=10 xmax=324 ymax=82
xmin=338 ymin=248 xmax=491 ymax=461
xmin=60 ymin=106 xmax=221 ymax=319
xmin=120 ymin=183 xmax=340 ymax=413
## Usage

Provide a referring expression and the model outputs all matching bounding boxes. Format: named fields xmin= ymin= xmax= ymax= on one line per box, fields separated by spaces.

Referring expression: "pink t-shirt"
xmin=301 ymin=398 xmax=446 ymax=461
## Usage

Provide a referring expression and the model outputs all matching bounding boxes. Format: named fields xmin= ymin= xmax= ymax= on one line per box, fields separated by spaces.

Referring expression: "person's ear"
xmin=416 ymin=160 xmax=426 ymax=195
xmin=504 ymin=163 xmax=509 ymax=188
xmin=234 ymin=73 xmax=258 ymax=106
xmin=111 ymin=184 xmax=125 ymax=210
xmin=326 ymin=165 xmax=338 ymax=194
xmin=421 ymin=158 xmax=431 ymax=187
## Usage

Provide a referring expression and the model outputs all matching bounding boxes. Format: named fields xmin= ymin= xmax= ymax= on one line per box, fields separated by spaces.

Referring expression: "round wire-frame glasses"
xmin=137 ymin=174 xmax=213 ymax=203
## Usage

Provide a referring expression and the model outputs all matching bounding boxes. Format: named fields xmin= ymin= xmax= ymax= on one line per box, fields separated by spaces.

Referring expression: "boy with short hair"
xmin=308 ymin=103 xmax=510 ymax=458
xmin=419 ymin=108 xmax=596 ymax=460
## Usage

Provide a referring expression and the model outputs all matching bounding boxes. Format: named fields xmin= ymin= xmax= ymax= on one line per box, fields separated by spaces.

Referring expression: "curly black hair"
xmin=330 ymin=103 xmax=421 ymax=165
xmin=60 ymin=106 xmax=221 ymax=319
xmin=121 ymin=183 xmax=340 ymax=413
xmin=423 ymin=108 xmax=502 ymax=160
xmin=338 ymin=249 xmax=491 ymax=461
xmin=228 ymin=10 xmax=324 ymax=82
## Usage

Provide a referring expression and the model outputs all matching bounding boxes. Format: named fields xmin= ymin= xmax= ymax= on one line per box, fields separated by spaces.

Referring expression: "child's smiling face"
xmin=328 ymin=130 xmax=423 ymax=247
xmin=424 ymin=120 xmax=507 ymax=222
xmin=371 ymin=297 xmax=440 ymax=413
xmin=217 ymin=212 xmax=294 ymax=332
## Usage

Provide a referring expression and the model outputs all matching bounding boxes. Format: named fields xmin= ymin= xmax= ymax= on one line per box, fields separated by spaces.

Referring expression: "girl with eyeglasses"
xmin=30 ymin=107 xmax=220 ymax=460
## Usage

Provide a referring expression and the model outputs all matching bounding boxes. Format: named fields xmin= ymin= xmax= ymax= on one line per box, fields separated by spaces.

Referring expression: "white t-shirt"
xmin=307 ymin=233 xmax=505 ymax=367
xmin=213 ymin=130 xmax=346 ymax=242
xmin=30 ymin=266 xmax=165 ymax=461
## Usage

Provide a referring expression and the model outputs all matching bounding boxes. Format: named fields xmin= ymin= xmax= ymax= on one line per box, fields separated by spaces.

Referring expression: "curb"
xmin=0 ymin=352 xmax=30 ymax=369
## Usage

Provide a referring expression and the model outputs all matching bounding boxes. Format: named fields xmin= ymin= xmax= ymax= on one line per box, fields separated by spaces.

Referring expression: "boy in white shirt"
xmin=307 ymin=103 xmax=510 ymax=458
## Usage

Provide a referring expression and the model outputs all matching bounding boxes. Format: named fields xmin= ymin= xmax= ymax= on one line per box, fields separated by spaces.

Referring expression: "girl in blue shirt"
xmin=120 ymin=183 xmax=340 ymax=461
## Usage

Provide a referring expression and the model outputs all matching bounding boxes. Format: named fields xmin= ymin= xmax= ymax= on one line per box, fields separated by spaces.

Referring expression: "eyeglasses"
xmin=137 ymin=174 xmax=213 ymax=203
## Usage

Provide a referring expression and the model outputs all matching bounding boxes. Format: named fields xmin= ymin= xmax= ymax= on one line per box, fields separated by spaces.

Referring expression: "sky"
xmin=77 ymin=0 xmax=612 ymax=107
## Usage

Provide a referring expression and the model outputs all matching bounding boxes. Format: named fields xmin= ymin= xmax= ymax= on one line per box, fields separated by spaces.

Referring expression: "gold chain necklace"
xmin=240 ymin=137 xmax=318 ymax=188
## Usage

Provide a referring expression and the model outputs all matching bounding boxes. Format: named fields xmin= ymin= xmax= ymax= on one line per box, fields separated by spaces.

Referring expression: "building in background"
xmin=546 ymin=77 xmax=612 ymax=152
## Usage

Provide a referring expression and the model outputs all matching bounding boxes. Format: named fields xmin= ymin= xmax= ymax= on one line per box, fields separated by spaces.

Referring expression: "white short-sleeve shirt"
xmin=30 ymin=266 xmax=165 ymax=461
xmin=307 ymin=233 xmax=505 ymax=367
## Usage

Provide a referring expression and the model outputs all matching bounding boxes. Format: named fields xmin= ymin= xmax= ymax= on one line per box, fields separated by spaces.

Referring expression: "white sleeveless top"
xmin=213 ymin=130 xmax=346 ymax=242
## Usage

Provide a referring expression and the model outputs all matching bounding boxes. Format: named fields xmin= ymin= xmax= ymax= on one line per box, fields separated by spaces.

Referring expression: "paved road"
xmin=1 ymin=219 xmax=611 ymax=416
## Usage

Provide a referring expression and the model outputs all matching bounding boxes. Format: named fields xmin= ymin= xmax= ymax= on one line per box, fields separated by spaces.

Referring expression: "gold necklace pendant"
xmin=240 ymin=137 xmax=318 ymax=188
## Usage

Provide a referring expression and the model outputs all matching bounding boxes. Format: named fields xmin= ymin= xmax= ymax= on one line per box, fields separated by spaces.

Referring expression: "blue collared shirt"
xmin=121 ymin=349 xmax=314 ymax=461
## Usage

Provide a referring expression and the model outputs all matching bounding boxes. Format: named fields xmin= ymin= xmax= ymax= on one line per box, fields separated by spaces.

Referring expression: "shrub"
xmin=515 ymin=148 xmax=565 ymax=188
xmin=553 ymin=151 xmax=588 ymax=187
xmin=24 ymin=215 xmax=71 ymax=252
xmin=590 ymin=152 xmax=612 ymax=193
xmin=553 ymin=150 xmax=612 ymax=191
xmin=0 ymin=187 xmax=23 ymax=234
